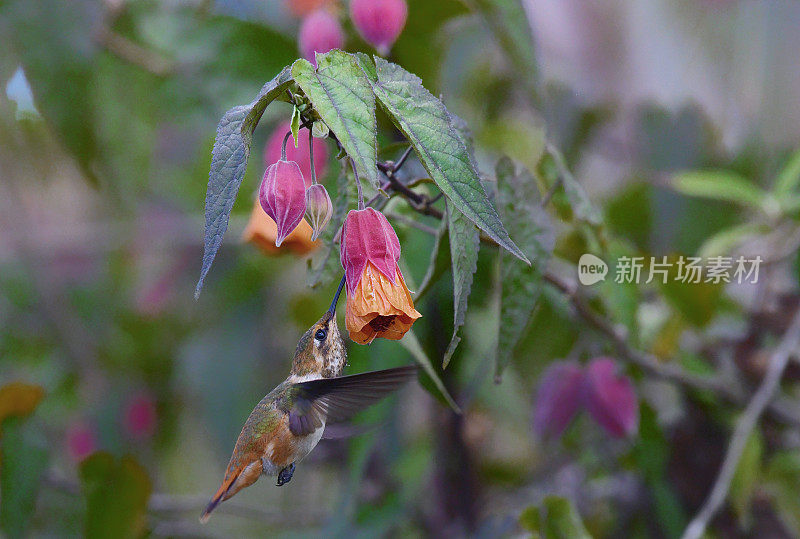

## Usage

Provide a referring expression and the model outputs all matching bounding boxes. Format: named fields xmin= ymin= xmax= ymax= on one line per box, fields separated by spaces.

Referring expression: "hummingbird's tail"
xmin=200 ymin=477 xmax=233 ymax=523
xmin=199 ymin=496 xmax=222 ymax=524
xmin=200 ymin=459 xmax=263 ymax=523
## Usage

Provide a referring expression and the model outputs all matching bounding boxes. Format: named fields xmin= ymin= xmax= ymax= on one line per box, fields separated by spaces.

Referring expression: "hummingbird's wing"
xmin=280 ymin=365 xmax=417 ymax=436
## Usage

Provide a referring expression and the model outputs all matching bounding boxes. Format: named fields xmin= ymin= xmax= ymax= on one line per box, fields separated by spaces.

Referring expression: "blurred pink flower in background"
xmin=123 ymin=392 xmax=158 ymax=440
xmin=298 ymin=10 xmax=344 ymax=65
xmin=533 ymin=357 xmax=639 ymax=439
xmin=66 ymin=420 xmax=97 ymax=462
xmin=350 ymin=0 xmax=407 ymax=55
xmin=533 ymin=361 xmax=585 ymax=438
xmin=264 ymin=121 xmax=328 ymax=184
xmin=583 ymin=358 xmax=639 ymax=438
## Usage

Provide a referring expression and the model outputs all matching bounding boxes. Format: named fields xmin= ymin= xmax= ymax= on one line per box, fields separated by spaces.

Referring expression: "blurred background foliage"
xmin=3 ymin=0 xmax=800 ymax=537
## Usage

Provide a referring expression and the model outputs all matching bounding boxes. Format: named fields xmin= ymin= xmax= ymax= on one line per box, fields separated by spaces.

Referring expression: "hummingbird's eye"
xmin=314 ymin=328 xmax=327 ymax=341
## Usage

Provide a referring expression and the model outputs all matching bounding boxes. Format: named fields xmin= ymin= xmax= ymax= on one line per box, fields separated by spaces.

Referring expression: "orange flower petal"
xmin=242 ymin=200 xmax=318 ymax=256
xmin=345 ymin=261 xmax=421 ymax=344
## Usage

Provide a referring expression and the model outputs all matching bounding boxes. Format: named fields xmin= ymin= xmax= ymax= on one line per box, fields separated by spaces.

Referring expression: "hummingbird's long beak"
xmin=328 ymin=275 xmax=346 ymax=315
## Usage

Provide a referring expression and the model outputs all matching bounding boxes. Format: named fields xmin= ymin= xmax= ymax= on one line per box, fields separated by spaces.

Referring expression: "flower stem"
xmin=281 ymin=131 xmax=291 ymax=161
xmin=350 ymin=157 xmax=365 ymax=209
xmin=308 ymin=128 xmax=317 ymax=185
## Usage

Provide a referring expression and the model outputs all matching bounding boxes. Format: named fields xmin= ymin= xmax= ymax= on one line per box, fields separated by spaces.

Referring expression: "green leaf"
xmin=0 ymin=416 xmax=49 ymax=539
xmin=1 ymin=0 xmax=100 ymax=182
xmin=697 ymin=222 xmax=766 ymax=259
xmin=80 ymin=452 xmax=152 ymax=539
xmin=390 ymin=0 xmax=468 ymax=92
xmin=312 ymin=120 xmax=329 ymax=139
xmin=467 ymin=0 xmax=539 ymax=97
xmin=195 ymin=65 xmax=294 ymax=298
xmin=290 ymin=105 xmax=301 ymax=148
xmin=545 ymin=145 xmax=602 ymax=226
xmin=519 ymin=506 xmax=542 ymax=536
xmin=443 ymin=202 xmax=480 ymax=368
xmin=673 ymin=170 xmax=766 ymax=207
xmin=398 ymin=331 xmax=460 ymax=413
xmin=659 ymin=258 xmax=723 ymax=328
xmin=765 ymin=452 xmax=800 ymax=532
xmin=292 ymin=52 xmax=380 ymax=190
xmin=415 ymin=217 xmax=450 ymax=301
xmin=730 ymin=430 xmax=763 ymax=528
xmin=542 ymin=497 xmax=591 ymax=539
xmin=633 ymin=404 xmax=687 ymax=537
xmin=495 ymin=157 xmax=554 ymax=379
xmin=307 ymin=162 xmax=351 ymax=288
xmin=365 ymin=56 xmax=529 ymax=264
xmin=774 ymin=148 xmax=800 ymax=195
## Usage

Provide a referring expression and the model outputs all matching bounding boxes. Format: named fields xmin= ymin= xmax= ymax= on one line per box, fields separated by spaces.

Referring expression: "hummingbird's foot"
xmin=276 ymin=463 xmax=295 ymax=486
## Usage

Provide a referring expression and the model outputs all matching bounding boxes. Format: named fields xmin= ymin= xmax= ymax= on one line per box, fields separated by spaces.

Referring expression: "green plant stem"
xmin=350 ymin=157 xmax=365 ymax=209
xmin=280 ymin=131 xmax=291 ymax=161
xmin=308 ymin=127 xmax=317 ymax=185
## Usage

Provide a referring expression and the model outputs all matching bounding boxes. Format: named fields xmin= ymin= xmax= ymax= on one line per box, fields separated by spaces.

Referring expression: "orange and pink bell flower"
xmin=340 ymin=208 xmax=421 ymax=344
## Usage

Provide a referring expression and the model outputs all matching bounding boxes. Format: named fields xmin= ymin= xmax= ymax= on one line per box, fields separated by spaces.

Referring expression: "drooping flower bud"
xmin=349 ymin=0 xmax=407 ymax=55
xmin=259 ymin=159 xmax=308 ymax=247
xmin=264 ymin=122 xmax=328 ymax=183
xmin=340 ymin=208 xmax=420 ymax=344
xmin=305 ymin=184 xmax=333 ymax=241
xmin=298 ymin=10 xmax=344 ymax=65
xmin=583 ymin=358 xmax=639 ymax=438
xmin=533 ymin=361 xmax=585 ymax=438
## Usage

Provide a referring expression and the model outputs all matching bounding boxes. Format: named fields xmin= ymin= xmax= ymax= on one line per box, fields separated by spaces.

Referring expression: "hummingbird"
xmin=200 ymin=278 xmax=417 ymax=523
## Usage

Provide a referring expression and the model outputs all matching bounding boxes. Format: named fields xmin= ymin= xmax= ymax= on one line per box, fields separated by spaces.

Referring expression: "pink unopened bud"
xmin=533 ymin=361 xmax=584 ymax=438
xmin=305 ymin=184 xmax=333 ymax=241
xmin=66 ymin=420 xmax=97 ymax=462
xmin=583 ymin=358 xmax=639 ymax=438
xmin=264 ymin=122 xmax=328 ymax=183
xmin=298 ymin=10 xmax=344 ymax=65
xmin=123 ymin=392 xmax=158 ymax=440
xmin=349 ymin=0 xmax=407 ymax=55
xmin=259 ymin=159 xmax=308 ymax=247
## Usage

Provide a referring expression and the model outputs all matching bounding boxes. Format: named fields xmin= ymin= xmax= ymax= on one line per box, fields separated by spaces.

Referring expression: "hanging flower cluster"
xmin=290 ymin=0 xmax=408 ymax=60
xmin=245 ymin=125 xmax=333 ymax=254
xmin=246 ymin=106 xmax=420 ymax=345
xmin=340 ymin=208 xmax=421 ymax=344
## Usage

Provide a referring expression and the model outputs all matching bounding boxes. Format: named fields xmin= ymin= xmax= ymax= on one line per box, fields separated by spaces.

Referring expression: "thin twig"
xmin=392 ymin=145 xmax=414 ymax=172
xmin=682 ymin=307 xmax=800 ymax=539
xmin=385 ymin=212 xmax=439 ymax=236
xmin=540 ymin=176 xmax=562 ymax=208
xmin=96 ymin=28 xmax=174 ymax=76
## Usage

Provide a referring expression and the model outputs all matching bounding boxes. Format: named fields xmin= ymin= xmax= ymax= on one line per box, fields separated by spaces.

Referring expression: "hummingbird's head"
xmin=291 ymin=311 xmax=347 ymax=378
